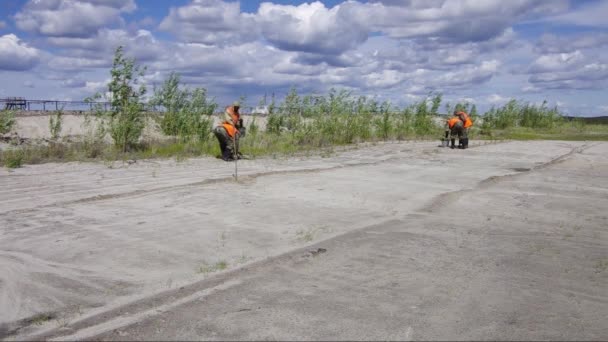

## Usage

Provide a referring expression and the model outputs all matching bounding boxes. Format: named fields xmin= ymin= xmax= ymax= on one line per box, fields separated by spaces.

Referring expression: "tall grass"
xmin=482 ymin=99 xmax=563 ymax=130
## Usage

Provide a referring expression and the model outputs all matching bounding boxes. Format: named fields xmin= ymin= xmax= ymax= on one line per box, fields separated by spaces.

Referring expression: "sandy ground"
xmin=0 ymin=140 xmax=607 ymax=340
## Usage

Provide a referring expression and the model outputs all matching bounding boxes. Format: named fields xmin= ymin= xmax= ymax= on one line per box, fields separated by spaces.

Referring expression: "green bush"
xmin=0 ymin=110 xmax=15 ymax=134
xmin=152 ymin=72 xmax=217 ymax=141
xmin=49 ymin=110 xmax=63 ymax=140
xmin=2 ymin=149 xmax=24 ymax=168
xmin=482 ymin=99 xmax=565 ymax=130
xmin=85 ymin=46 xmax=147 ymax=152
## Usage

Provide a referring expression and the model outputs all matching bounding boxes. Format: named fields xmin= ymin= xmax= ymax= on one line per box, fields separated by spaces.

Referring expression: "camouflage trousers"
xmin=450 ymin=125 xmax=465 ymax=139
xmin=213 ymin=126 xmax=239 ymax=158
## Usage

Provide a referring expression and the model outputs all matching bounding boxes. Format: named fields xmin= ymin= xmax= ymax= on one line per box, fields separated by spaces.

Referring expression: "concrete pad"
xmin=1 ymin=140 xmax=606 ymax=340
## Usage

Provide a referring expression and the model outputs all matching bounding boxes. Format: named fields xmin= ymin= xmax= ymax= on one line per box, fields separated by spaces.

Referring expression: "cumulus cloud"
xmin=48 ymin=56 xmax=111 ymax=71
xmin=84 ymin=80 xmax=108 ymax=94
xmin=528 ymin=51 xmax=586 ymax=74
xmin=48 ymin=29 xmax=164 ymax=62
xmin=527 ymin=50 xmax=608 ymax=90
xmin=0 ymin=34 xmax=41 ymax=71
xmin=362 ymin=69 xmax=405 ymax=88
xmin=159 ymin=0 xmax=258 ymax=45
xmin=61 ymin=78 xmax=87 ymax=88
xmin=543 ymin=0 xmax=608 ymax=28
xmin=436 ymin=60 xmax=501 ymax=87
xmin=487 ymin=93 xmax=510 ymax=105
xmin=257 ymin=1 xmax=368 ymax=55
xmin=368 ymin=0 xmax=568 ymax=43
xmin=15 ymin=0 xmax=136 ymax=38
xmin=536 ymin=33 xmax=608 ymax=54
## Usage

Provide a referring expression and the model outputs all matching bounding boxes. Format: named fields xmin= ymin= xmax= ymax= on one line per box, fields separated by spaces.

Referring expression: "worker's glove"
xmin=237 ymin=118 xmax=244 ymax=129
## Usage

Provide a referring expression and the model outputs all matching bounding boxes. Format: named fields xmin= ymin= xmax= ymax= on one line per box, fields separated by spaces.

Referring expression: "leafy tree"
xmin=151 ymin=72 xmax=217 ymax=141
xmin=87 ymin=46 xmax=147 ymax=152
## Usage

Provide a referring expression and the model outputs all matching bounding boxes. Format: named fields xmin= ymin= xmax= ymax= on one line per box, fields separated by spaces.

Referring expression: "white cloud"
xmin=528 ymin=51 xmax=585 ymax=73
xmin=61 ymin=78 xmax=86 ymax=88
xmin=526 ymin=51 xmax=608 ymax=90
xmin=0 ymin=34 xmax=41 ymax=71
xmin=80 ymin=0 xmax=136 ymax=11
xmin=436 ymin=60 xmax=500 ymax=86
xmin=543 ymin=1 xmax=608 ymax=28
xmin=84 ymin=80 xmax=107 ymax=94
xmin=487 ymin=94 xmax=510 ymax=105
xmin=442 ymin=48 xmax=476 ymax=65
xmin=522 ymin=84 xmax=541 ymax=93
xmin=536 ymin=33 xmax=608 ymax=54
xmin=362 ymin=69 xmax=405 ymax=88
xmin=48 ymin=29 xmax=164 ymax=62
xmin=15 ymin=0 xmax=136 ymax=38
xmin=257 ymin=1 xmax=369 ymax=54
xmin=159 ymin=0 xmax=258 ymax=45
xmin=368 ymin=0 xmax=569 ymax=42
xmin=48 ymin=56 xmax=110 ymax=71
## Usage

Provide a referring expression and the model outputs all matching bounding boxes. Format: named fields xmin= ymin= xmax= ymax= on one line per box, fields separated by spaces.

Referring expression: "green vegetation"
xmin=197 ymin=260 xmax=229 ymax=274
xmin=1 ymin=47 xmax=606 ymax=168
xmin=49 ymin=110 xmax=63 ymax=141
xmin=0 ymin=110 xmax=15 ymax=134
xmin=151 ymin=72 xmax=217 ymax=142
xmin=86 ymin=46 xmax=147 ymax=152
xmin=3 ymin=149 xmax=24 ymax=168
xmin=476 ymin=99 xmax=608 ymax=140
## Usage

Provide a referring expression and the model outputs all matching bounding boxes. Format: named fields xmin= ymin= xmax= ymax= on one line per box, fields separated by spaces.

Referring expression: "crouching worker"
xmin=213 ymin=103 xmax=246 ymax=161
xmin=454 ymin=110 xmax=473 ymax=149
xmin=447 ymin=116 xmax=464 ymax=149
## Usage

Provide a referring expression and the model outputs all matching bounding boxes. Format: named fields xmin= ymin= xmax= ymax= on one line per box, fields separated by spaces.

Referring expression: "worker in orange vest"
xmin=453 ymin=110 xmax=473 ymax=149
xmin=213 ymin=102 xmax=246 ymax=161
xmin=446 ymin=116 xmax=464 ymax=149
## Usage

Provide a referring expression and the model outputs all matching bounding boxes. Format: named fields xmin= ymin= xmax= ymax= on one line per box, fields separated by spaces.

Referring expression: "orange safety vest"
xmin=464 ymin=118 xmax=473 ymax=128
xmin=455 ymin=111 xmax=473 ymax=128
xmin=222 ymin=106 xmax=241 ymax=138
xmin=447 ymin=117 xmax=461 ymax=129
xmin=222 ymin=123 xmax=238 ymax=137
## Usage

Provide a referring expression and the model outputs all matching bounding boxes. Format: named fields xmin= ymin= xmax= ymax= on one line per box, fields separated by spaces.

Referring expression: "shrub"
xmin=152 ymin=72 xmax=217 ymax=141
xmin=0 ymin=110 xmax=16 ymax=134
xmin=2 ymin=149 xmax=24 ymax=168
xmin=49 ymin=110 xmax=63 ymax=140
xmin=86 ymin=46 xmax=147 ymax=152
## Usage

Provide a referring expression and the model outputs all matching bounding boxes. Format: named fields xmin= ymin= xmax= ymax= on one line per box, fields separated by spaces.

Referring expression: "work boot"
xmin=450 ymin=138 xmax=456 ymax=149
xmin=222 ymin=149 xmax=234 ymax=161
xmin=463 ymin=138 xmax=469 ymax=149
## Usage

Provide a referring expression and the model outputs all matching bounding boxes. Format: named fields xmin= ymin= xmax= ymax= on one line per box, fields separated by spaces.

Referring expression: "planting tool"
xmin=232 ymin=133 xmax=238 ymax=181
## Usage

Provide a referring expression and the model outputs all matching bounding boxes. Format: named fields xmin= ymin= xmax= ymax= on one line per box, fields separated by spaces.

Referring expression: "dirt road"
xmin=1 ymin=140 xmax=606 ymax=340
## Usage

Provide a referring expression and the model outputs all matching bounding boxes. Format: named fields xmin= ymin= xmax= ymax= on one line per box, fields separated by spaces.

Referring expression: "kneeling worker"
xmin=447 ymin=116 xmax=464 ymax=149
xmin=454 ymin=110 xmax=473 ymax=149
xmin=213 ymin=102 xmax=246 ymax=161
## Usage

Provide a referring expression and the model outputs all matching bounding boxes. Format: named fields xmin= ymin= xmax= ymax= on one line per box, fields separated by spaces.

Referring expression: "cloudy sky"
xmin=1 ymin=0 xmax=607 ymax=116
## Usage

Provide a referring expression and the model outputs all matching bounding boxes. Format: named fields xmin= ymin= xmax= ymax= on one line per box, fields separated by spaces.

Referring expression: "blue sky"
xmin=1 ymin=0 xmax=607 ymax=116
